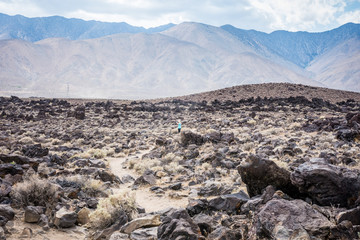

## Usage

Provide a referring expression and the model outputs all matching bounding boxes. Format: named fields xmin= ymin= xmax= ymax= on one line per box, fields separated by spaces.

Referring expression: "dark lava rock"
xmin=208 ymin=226 xmax=242 ymax=240
xmin=336 ymin=206 xmax=360 ymax=225
xmin=336 ymin=129 xmax=359 ymax=142
xmin=53 ymin=207 xmax=77 ymax=228
xmin=0 ymin=179 xmax=11 ymax=203
xmin=198 ymin=181 xmax=232 ymax=197
xmin=22 ymin=144 xmax=49 ymax=158
xmin=169 ymin=182 xmax=182 ymax=190
xmin=208 ymin=191 xmax=249 ymax=214
xmin=238 ymin=155 xmax=299 ymax=198
xmin=157 ymin=208 xmax=203 ymax=240
xmin=0 ymin=204 xmax=15 ymax=226
xmin=134 ymin=171 xmax=156 ymax=186
xmin=181 ymin=131 xmax=206 ymax=146
xmin=187 ymin=199 xmax=209 ymax=217
xmin=0 ymin=163 xmax=23 ymax=177
xmin=256 ymin=199 xmax=334 ymax=239
xmin=290 ymin=158 xmax=360 ymax=207
xmin=74 ymin=106 xmax=86 ymax=120
xmin=0 ymin=154 xmax=29 ymax=165
xmin=24 ymin=206 xmax=45 ymax=223
xmin=192 ymin=213 xmax=215 ymax=237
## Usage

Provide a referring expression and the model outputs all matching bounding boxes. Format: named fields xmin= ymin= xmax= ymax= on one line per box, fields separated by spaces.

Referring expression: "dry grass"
xmin=11 ymin=174 xmax=59 ymax=208
xmin=88 ymin=190 xmax=137 ymax=229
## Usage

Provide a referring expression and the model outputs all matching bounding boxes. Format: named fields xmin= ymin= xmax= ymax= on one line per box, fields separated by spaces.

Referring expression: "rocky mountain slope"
xmin=0 ymin=13 xmax=359 ymax=99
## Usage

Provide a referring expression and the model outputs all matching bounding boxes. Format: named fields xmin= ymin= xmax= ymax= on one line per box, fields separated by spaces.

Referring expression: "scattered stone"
xmin=20 ymin=227 xmax=33 ymax=239
xmin=169 ymin=182 xmax=182 ymax=190
xmin=208 ymin=226 xmax=242 ymax=240
xmin=0 ymin=204 xmax=15 ymax=226
xmin=109 ymin=232 xmax=129 ymax=240
xmin=134 ymin=172 xmax=156 ymax=186
xmin=157 ymin=209 xmax=202 ymax=240
xmin=77 ymin=207 xmax=91 ymax=225
xmin=53 ymin=207 xmax=77 ymax=228
xmin=121 ymin=214 xmax=161 ymax=234
xmin=208 ymin=191 xmax=249 ymax=214
xmin=130 ymin=227 xmax=158 ymax=240
xmin=24 ymin=206 xmax=45 ymax=223
xmin=22 ymin=144 xmax=49 ymax=158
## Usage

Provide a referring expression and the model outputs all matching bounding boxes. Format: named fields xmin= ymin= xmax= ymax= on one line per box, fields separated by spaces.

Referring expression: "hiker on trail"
xmin=178 ymin=122 xmax=182 ymax=133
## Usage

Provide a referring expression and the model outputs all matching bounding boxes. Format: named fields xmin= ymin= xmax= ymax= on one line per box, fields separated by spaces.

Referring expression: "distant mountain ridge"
xmin=0 ymin=13 xmax=175 ymax=42
xmin=0 ymin=13 xmax=359 ymax=99
xmin=221 ymin=23 xmax=360 ymax=68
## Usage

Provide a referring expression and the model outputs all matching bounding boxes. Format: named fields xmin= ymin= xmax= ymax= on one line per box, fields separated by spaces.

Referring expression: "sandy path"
xmin=107 ymin=151 xmax=188 ymax=213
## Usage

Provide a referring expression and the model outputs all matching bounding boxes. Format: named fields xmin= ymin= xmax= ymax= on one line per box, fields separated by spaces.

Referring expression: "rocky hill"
xmin=173 ymin=82 xmax=360 ymax=104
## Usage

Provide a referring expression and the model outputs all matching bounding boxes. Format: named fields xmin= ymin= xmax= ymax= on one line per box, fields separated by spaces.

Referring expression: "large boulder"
xmin=256 ymin=199 xmax=334 ymax=239
xmin=238 ymin=155 xmax=299 ymax=197
xmin=157 ymin=209 xmax=202 ymax=240
xmin=290 ymin=158 xmax=360 ymax=207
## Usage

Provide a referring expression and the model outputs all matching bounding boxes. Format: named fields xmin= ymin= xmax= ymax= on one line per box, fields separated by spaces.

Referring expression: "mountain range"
xmin=0 ymin=13 xmax=359 ymax=99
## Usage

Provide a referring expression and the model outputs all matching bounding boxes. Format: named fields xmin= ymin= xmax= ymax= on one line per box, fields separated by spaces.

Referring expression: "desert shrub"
xmin=62 ymin=175 xmax=109 ymax=198
xmin=201 ymin=162 xmax=212 ymax=171
xmin=163 ymin=162 xmax=184 ymax=174
xmin=19 ymin=136 xmax=34 ymax=145
xmin=133 ymin=158 xmax=161 ymax=174
xmin=11 ymin=174 xmax=59 ymax=208
xmin=89 ymin=191 xmax=137 ymax=229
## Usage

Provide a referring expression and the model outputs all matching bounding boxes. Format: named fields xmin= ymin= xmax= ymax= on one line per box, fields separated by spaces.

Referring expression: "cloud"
xmin=0 ymin=0 xmax=358 ymax=32
xmin=246 ymin=0 xmax=348 ymax=32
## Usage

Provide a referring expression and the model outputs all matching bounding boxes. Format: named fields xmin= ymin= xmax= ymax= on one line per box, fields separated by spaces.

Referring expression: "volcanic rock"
xmin=290 ymin=158 xmax=360 ymax=207
xmin=238 ymin=155 xmax=299 ymax=197
xmin=157 ymin=208 xmax=202 ymax=240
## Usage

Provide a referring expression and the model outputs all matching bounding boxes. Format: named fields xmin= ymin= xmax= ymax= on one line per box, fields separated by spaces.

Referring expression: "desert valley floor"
xmin=1 ymin=83 xmax=360 ymax=239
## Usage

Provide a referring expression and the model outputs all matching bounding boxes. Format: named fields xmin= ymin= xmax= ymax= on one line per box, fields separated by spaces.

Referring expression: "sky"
xmin=0 ymin=0 xmax=359 ymax=33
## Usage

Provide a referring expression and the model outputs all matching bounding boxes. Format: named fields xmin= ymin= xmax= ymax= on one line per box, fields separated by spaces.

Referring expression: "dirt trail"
xmin=107 ymin=150 xmax=188 ymax=213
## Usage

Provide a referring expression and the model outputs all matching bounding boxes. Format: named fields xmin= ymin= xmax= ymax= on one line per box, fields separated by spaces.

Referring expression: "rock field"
xmin=1 ymin=83 xmax=360 ymax=239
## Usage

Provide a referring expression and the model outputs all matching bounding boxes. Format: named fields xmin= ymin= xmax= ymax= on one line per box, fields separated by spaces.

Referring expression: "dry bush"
xmin=19 ymin=136 xmax=34 ymax=145
xmin=163 ymin=162 xmax=184 ymax=174
xmin=11 ymin=174 xmax=59 ymax=208
xmin=63 ymin=175 xmax=109 ymax=198
xmin=89 ymin=191 xmax=137 ymax=229
xmin=133 ymin=158 xmax=161 ymax=175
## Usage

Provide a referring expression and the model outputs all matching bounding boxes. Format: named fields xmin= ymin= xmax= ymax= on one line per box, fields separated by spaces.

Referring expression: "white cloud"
xmin=246 ymin=0 xmax=348 ymax=32
xmin=0 ymin=0 xmax=358 ymax=31
xmin=337 ymin=9 xmax=360 ymax=25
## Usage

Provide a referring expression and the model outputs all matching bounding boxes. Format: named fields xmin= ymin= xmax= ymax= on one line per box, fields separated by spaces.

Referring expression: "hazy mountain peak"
xmin=0 ymin=13 xmax=175 ymax=42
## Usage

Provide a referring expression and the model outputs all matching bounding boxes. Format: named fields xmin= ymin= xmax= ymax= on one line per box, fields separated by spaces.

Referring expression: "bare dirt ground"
xmin=107 ymin=150 xmax=188 ymax=213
